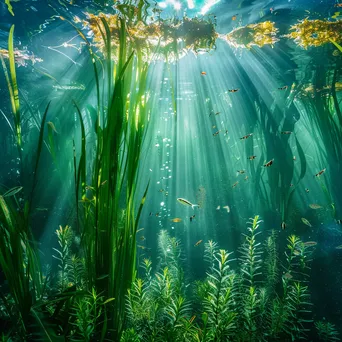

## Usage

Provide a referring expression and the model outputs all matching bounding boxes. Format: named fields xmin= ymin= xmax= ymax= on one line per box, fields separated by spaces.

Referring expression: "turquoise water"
xmin=0 ymin=0 xmax=342 ymax=340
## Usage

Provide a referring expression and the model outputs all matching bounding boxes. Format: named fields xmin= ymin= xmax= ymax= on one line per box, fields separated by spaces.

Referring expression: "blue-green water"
xmin=0 ymin=0 xmax=342 ymax=340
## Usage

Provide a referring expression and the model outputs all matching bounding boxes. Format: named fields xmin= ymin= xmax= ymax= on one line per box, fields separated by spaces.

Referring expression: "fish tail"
xmin=191 ymin=204 xmax=200 ymax=209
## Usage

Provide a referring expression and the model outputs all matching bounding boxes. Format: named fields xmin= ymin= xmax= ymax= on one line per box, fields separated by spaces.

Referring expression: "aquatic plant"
xmin=286 ymin=19 xmax=342 ymax=48
xmin=315 ymin=320 xmax=340 ymax=341
xmin=81 ymin=11 xmax=217 ymax=62
xmin=222 ymin=21 xmax=279 ymax=49
xmin=3 ymin=0 xmax=14 ymax=16
xmin=120 ymin=217 xmax=318 ymax=341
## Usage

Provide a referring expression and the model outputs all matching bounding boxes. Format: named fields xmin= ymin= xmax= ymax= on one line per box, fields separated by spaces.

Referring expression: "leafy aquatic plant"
xmin=122 ymin=216 xmax=320 ymax=341
xmin=315 ymin=320 xmax=340 ymax=341
xmin=53 ymin=225 xmax=74 ymax=291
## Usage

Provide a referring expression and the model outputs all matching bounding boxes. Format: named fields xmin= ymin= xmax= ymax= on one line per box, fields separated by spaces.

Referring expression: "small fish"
xmin=309 ymin=204 xmax=323 ymax=209
xmin=293 ymin=156 xmax=296 ymax=161
xmin=264 ymin=159 xmax=274 ymax=167
xmin=155 ymin=212 xmax=160 ymax=217
xmin=244 ymin=176 xmax=248 ymax=181
xmin=47 ymin=121 xmax=59 ymax=133
xmin=213 ymin=131 xmax=220 ymax=136
xmin=190 ymin=215 xmax=195 ymax=222
xmin=223 ymin=205 xmax=230 ymax=213
xmin=232 ymin=181 xmax=239 ymax=188
xmin=335 ymin=244 xmax=342 ymax=249
xmin=194 ymin=240 xmax=203 ymax=247
xmin=224 ymin=130 xmax=229 ymax=135
xmin=35 ymin=207 xmax=48 ymax=211
xmin=283 ymin=272 xmax=293 ymax=280
xmin=334 ymin=3 xmax=342 ymax=7
xmin=139 ymin=236 xmax=146 ymax=241
xmin=281 ymin=131 xmax=292 ymax=135
xmin=212 ymin=125 xmax=216 ymax=128
xmin=171 ymin=218 xmax=182 ymax=223
xmin=228 ymin=88 xmax=239 ymax=93
xmin=278 ymin=86 xmax=288 ymax=90
xmin=301 ymin=218 xmax=312 ymax=227
xmin=177 ymin=198 xmax=199 ymax=209
xmin=149 ymin=212 xmax=153 ymax=216
xmin=305 ymin=188 xmax=310 ymax=193
xmin=215 ymin=112 xmax=220 ymax=115
xmin=293 ymin=249 xmax=301 ymax=256
xmin=290 ymin=183 xmax=294 ymax=187
xmin=281 ymin=221 xmax=286 ymax=230
xmin=248 ymin=155 xmax=256 ymax=160
xmin=336 ymin=219 xmax=342 ymax=224
xmin=237 ymin=170 xmax=246 ymax=175
xmin=303 ymin=241 xmax=317 ymax=247
xmin=201 ymin=71 xmax=207 ymax=75
xmin=270 ymin=7 xmax=274 ymax=13
xmin=137 ymin=245 xmax=146 ymax=250
xmin=240 ymin=133 xmax=253 ymax=140
xmin=332 ymin=49 xmax=340 ymax=56
xmin=232 ymin=14 xmax=237 ymax=20
xmin=314 ymin=168 xmax=326 ymax=177
xmin=216 ymin=206 xmax=221 ymax=210
xmin=158 ymin=189 xmax=165 ymax=192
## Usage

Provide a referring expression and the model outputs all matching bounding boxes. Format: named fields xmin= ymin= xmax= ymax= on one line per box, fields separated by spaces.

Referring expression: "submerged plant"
xmin=53 ymin=225 xmax=73 ymax=290
xmin=315 ymin=320 xmax=340 ymax=341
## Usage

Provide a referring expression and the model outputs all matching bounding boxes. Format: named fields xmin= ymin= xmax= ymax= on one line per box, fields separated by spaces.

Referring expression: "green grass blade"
xmin=329 ymin=38 xmax=342 ymax=52
xmin=5 ymin=0 xmax=14 ymax=16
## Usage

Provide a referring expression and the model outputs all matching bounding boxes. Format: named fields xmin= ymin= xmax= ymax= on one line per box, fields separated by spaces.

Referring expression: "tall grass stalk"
xmin=71 ymin=13 xmax=151 ymax=339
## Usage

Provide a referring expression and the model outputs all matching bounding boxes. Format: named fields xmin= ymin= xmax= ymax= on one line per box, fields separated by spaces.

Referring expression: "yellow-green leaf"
xmin=5 ymin=0 xmax=14 ymax=16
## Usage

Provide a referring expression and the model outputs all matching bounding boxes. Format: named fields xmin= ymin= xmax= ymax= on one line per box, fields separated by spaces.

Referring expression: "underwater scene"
xmin=0 ymin=0 xmax=342 ymax=340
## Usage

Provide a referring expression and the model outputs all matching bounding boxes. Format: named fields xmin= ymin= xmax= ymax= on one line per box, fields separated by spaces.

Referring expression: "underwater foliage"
xmin=315 ymin=320 xmax=340 ymax=341
xmin=81 ymin=12 xmax=217 ymax=62
xmin=120 ymin=216 xmax=318 ymax=341
xmin=286 ymin=19 xmax=342 ymax=48
xmin=222 ymin=21 xmax=279 ymax=49
xmin=1 ymin=0 xmax=342 ymax=340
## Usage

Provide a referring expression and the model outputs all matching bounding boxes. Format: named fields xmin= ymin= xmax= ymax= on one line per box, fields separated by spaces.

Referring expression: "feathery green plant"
xmin=53 ymin=225 xmax=73 ymax=291
xmin=203 ymin=249 xmax=236 ymax=341
xmin=315 ymin=320 xmax=340 ymax=341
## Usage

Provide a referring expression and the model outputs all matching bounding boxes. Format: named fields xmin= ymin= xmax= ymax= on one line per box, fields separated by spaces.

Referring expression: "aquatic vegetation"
xmin=222 ymin=21 xmax=279 ymax=49
xmin=4 ymin=0 xmax=14 ymax=16
xmin=315 ymin=320 xmax=340 ymax=341
xmin=81 ymin=12 xmax=217 ymax=62
xmin=120 ymin=216 xmax=317 ymax=341
xmin=286 ymin=19 xmax=342 ymax=48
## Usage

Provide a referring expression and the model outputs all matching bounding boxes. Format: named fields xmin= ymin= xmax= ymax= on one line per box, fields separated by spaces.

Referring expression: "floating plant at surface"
xmin=221 ymin=21 xmax=279 ymax=49
xmin=80 ymin=12 xmax=218 ymax=62
xmin=286 ymin=19 xmax=342 ymax=48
